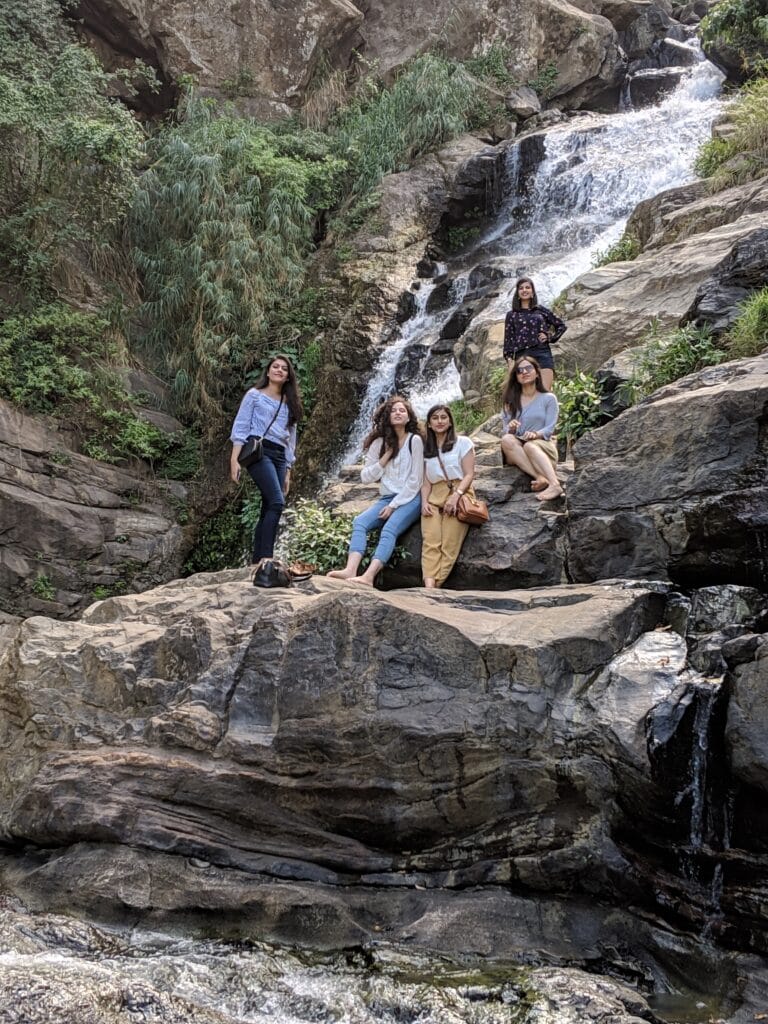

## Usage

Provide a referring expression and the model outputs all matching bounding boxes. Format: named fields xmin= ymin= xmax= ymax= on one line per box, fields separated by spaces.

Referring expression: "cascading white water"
xmin=337 ymin=47 xmax=724 ymax=466
xmin=477 ymin=50 xmax=724 ymax=313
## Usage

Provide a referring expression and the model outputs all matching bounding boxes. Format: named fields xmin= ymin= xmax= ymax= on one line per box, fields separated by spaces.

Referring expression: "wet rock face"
xmin=0 ymin=399 xmax=186 ymax=620
xmin=566 ymin=355 xmax=768 ymax=589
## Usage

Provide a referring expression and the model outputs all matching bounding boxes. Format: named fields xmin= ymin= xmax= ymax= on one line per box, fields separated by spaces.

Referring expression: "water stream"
xmin=339 ymin=48 xmax=723 ymax=462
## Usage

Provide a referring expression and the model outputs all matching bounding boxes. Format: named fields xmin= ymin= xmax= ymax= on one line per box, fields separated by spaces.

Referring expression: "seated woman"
xmin=421 ymin=404 xmax=475 ymax=589
xmin=500 ymin=355 xmax=563 ymax=501
xmin=328 ymin=395 xmax=423 ymax=586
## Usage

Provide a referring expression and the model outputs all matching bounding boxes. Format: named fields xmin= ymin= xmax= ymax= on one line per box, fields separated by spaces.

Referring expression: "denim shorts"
xmin=510 ymin=344 xmax=555 ymax=371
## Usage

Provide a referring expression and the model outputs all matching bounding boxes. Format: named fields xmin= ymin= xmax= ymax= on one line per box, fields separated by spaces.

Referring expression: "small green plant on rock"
xmin=527 ymin=60 xmax=559 ymax=99
xmin=552 ymin=371 xmax=604 ymax=449
xmin=621 ymin=322 xmax=726 ymax=403
xmin=31 ymin=574 xmax=55 ymax=601
xmin=591 ymin=230 xmax=641 ymax=267
xmin=693 ymin=76 xmax=768 ymax=191
xmin=725 ymin=285 xmax=768 ymax=357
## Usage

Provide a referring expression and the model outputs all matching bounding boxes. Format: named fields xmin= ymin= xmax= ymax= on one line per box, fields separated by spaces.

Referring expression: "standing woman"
xmin=503 ymin=277 xmax=566 ymax=391
xmin=328 ymin=395 xmax=423 ymax=587
xmin=500 ymin=355 xmax=563 ymax=501
xmin=230 ymin=354 xmax=303 ymax=563
xmin=421 ymin=404 xmax=476 ymax=589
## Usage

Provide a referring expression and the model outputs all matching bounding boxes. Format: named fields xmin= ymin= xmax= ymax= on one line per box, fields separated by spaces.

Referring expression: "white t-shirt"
xmin=424 ymin=435 xmax=474 ymax=484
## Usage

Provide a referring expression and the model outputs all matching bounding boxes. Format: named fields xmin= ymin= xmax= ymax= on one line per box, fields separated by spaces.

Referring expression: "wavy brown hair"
xmin=252 ymin=353 xmax=303 ymax=426
xmin=502 ymin=355 xmax=547 ymax=417
xmin=363 ymin=395 xmax=420 ymax=455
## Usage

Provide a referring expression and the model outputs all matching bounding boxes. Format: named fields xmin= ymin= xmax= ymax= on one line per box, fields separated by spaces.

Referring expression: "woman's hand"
xmin=507 ymin=419 xmax=520 ymax=434
xmin=538 ymin=331 xmax=548 ymax=342
xmin=283 ymin=471 xmax=291 ymax=497
xmin=422 ymin=501 xmax=435 ymax=517
xmin=521 ymin=430 xmax=540 ymax=442
xmin=230 ymin=457 xmax=241 ymax=483
xmin=378 ymin=505 xmax=394 ymax=521
xmin=443 ymin=495 xmax=460 ymax=517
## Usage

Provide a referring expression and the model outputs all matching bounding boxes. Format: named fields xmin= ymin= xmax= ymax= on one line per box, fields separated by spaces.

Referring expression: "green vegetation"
xmin=527 ymin=60 xmax=559 ymax=99
xmin=694 ymin=76 xmax=768 ymax=189
xmin=0 ymin=2 xmax=144 ymax=301
xmin=276 ymin=498 xmax=410 ymax=574
xmin=621 ymin=323 xmax=726 ymax=403
xmin=449 ymin=399 xmax=488 ymax=435
xmin=591 ymin=230 xmax=641 ymax=267
xmin=701 ymin=0 xmax=768 ymax=78
xmin=725 ymin=284 xmax=768 ymax=356
xmin=0 ymin=304 xmax=195 ymax=470
xmin=552 ymin=371 xmax=604 ymax=446
xmin=183 ymin=499 xmax=250 ymax=574
xmin=31 ymin=574 xmax=55 ymax=601
xmin=464 ymin=45 xmax=516 ymax=88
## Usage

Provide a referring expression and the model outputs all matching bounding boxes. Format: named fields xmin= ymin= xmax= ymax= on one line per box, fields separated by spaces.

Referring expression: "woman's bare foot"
xmin=536 ymin=484 xmax=564 ymax=502
xmin=530 ymin=477 xmax=548 ymax=492
xmin=327 ymin=568 xmax=357 ymax=579
xmin=350 ymin=576 xmax=374 ymax=587
xmin=424 ymin=577 xmax=437 ymax=589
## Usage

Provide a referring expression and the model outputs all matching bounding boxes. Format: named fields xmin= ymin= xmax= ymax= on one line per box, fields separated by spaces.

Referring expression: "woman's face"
xmin=429 ymin=408 xmax=452 ymax=435
xmin=517 ymin=280 xmax=534 ymax=302
xmin=389 ymin=401 xmax=410 ymax=426
xmin=268 ymin=359 xmax=290 ymax=384
xmin=515 ymin=361 xmax=537 ymax=383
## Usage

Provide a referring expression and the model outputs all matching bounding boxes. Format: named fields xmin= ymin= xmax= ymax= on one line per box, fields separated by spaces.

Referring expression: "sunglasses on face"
xmin=516 ymin=365 xmax=535 ymax=374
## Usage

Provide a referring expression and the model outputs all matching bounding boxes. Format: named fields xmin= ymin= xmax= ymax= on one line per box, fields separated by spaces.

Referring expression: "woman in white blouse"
xmin=420 ymin=404 xmax=475 ymax=588
xmin=328 ymin=395 xmax=424 ymax=586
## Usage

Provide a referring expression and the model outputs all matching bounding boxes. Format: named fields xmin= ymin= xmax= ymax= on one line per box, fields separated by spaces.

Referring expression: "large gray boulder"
xmin=0 ymin=399 xmax=186 ymax=619
xmin=565 ymin=354 xmax=768 ymax=587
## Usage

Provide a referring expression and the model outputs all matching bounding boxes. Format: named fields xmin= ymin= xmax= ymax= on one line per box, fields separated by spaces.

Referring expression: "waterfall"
xmin=337 ymin=48 xmax=723 ymax=467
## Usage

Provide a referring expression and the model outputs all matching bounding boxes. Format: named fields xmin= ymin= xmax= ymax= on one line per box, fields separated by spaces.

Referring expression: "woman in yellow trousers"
xmin=420 ymin=404 xmax=476 ymax=589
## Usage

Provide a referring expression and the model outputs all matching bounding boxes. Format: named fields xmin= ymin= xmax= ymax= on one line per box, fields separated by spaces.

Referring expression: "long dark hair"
xmin=511 ymin=277 xmax=539 ymax=311
xmin=502 ymin=355 xmax=547 ymax=417
xmin=423 ymin=403 xmax=458 ymax=457
xmin=253 ymin=353 xmax=303 ymax=426
xmin=363 ymin=395 xmax=420 ymax=455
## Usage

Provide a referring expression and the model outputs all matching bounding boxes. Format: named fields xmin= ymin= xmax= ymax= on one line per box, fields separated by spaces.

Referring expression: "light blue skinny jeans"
xmin=350 ymin=493 xmax=421 ymax=565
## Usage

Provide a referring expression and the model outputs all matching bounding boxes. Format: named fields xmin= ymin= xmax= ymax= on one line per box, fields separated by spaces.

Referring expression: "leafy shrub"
xmin=31 ymin=573 xmax=55 ymax=601
xmin=449 ymin=399 xmax=487 ymax=435
xmin=0 ymin=2 xmax=143 ymax=299
xmin=276 ymin=498 xmax=410 ymax=574
xmin=553 ymin=372 xmax=604 ymax=445
xmin=701 ymin=0 xmax=768 ymax=78
xmin=621 ymin=323 xmax=726 ymax=403
xmin=0 ymin=304 xmax=178 ymax=464
xmin=694 ymin=76 xmax=768 ymax=190
xmin=726 ymin=285 xmax=768 ymax=357
xmin=527 ymin=60 xmax=559 ymax=99
xmin=591 ymin=231 xmax=641 ymax=267
xmin=464 ymin=45 xmax=516 ymax=88
xmin=276 ymin=498 xmax=354 ymax=573
xmin=183 ymin=500 xmax=250 ymax=574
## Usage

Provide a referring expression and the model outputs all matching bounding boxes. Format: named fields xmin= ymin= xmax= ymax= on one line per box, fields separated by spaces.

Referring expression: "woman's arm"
xmin=541 ymin=306 xmax=567 ymax=343
xmin=360 ymin=438 xmax=390 ymax=483
xmin=503 ymin=311 xmax=517 ymax=360
xmin=443 ymin=440 xmax=475 ymax=516
xmin=421 ymin=476 xmax=435 ymax=516
xmin=229 ymin=390 xmax=257 ymax=483
xmin=388 ymin=433 xmax=424 ymax=508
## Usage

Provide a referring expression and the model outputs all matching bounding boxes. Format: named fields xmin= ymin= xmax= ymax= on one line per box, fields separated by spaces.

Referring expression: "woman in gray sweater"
xmin=500 ymin=355 xmax=563 ymax=501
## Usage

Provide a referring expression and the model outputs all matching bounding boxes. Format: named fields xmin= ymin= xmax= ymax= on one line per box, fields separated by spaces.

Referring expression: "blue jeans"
xmin=247 ymin=441 xmax=287 ymax=561
xmin=350 ymin=493 xmax=421 ymax=565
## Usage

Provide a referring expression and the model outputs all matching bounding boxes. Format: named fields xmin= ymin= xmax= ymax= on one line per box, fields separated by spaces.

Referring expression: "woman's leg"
xmin=525 ymin=443 xmax=561 ymax=492
xmin=327 ymin=498 xmax=388 ymax=578
xmin=501 ymin=434 xmax=538 ymax=478
xmin=435 ymin=514 xmax=469 ymax=586
xmin=248 ymin=452 xmax=287 ymax=561
xmin=421 ymin=481 xmax=449 ymax=587
xmin=355 ymin=493 xmax=421 ymax=585
xmin=539 ymin=368 xmax=554 ymax=391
